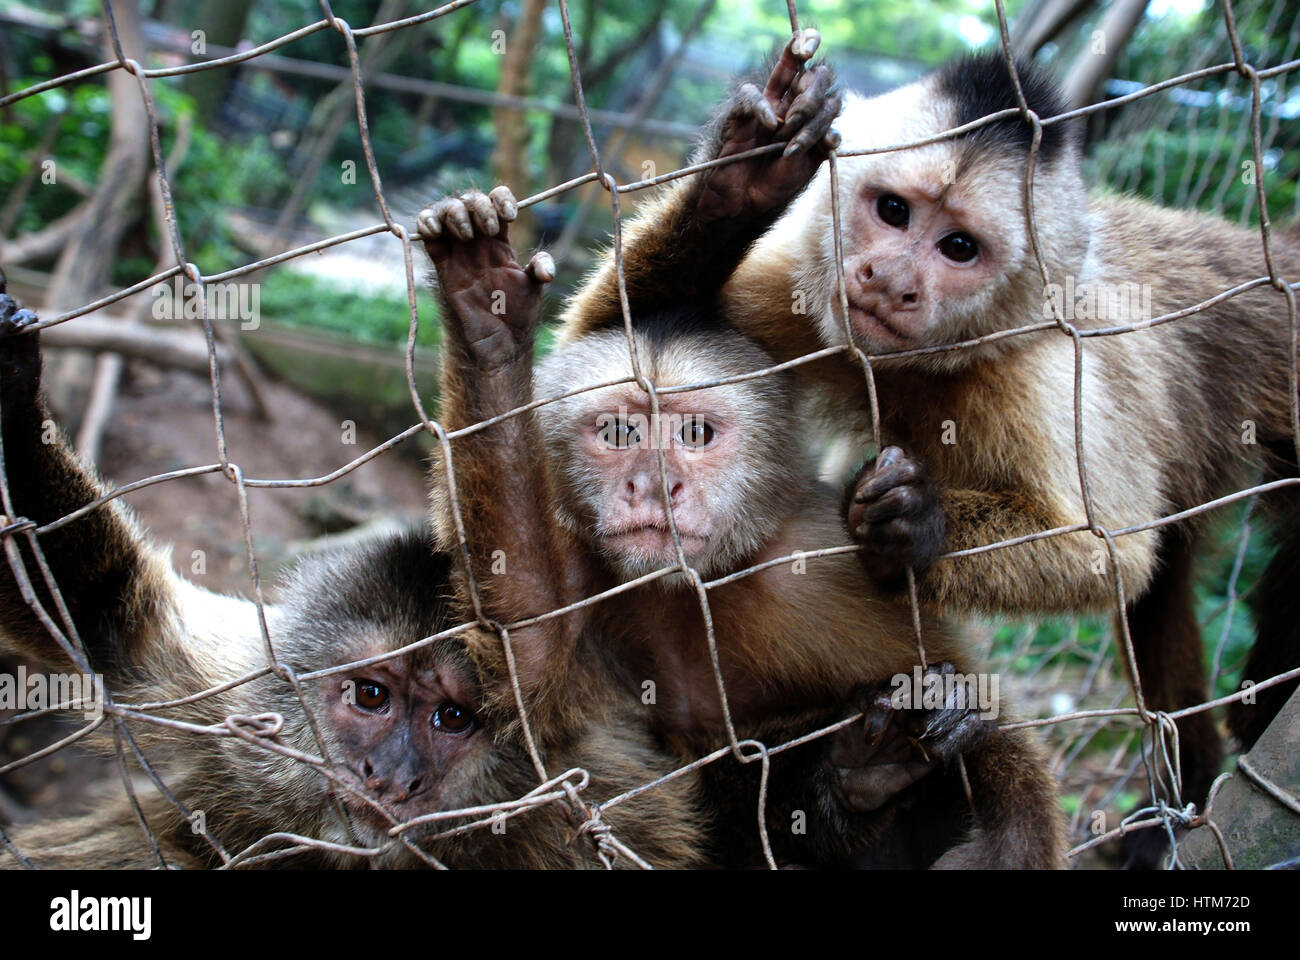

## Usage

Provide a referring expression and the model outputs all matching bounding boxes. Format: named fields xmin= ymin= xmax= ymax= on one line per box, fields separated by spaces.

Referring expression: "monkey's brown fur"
xmin=0 ymin=296 xmax=705 ymax=870
xmin=564 ymin=55 xmax=1300 ymax=865
xmin=422 ymin=42 xmax=1066 ymax=867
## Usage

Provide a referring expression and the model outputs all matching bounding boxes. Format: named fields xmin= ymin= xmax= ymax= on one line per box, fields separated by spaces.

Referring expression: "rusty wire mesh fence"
xmin=0 ymin=0 xmax=1298 ymax=870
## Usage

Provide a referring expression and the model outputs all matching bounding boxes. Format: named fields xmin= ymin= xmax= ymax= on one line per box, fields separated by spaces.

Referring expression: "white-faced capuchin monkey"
xmin=0 ymin=274 xmax=705 ymax=869
xmin=419 ymin=34 xmax=1066 ymax=869
xmin=565 ymin=48 xmax=1300 ymax=867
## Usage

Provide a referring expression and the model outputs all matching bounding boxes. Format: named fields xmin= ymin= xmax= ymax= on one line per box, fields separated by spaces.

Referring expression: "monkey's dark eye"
xmin=354 ymin=681 xmax=389 ymax=711
xmin=678 ymin=419 xmax=715 ymax=448
xmin=599 ymin=418 xmax=641 ymax=449
xmin=938 ymin=232 xmax=979 ymax=263
xmin=433 ymin=702 xmax=474 ymax=734
xmin=877 ymin=193 xmax=909 ymax=228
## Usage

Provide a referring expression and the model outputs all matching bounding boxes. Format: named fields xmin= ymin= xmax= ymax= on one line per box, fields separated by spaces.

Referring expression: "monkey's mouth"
xmin=849 ymin=306 xmax=911 ymax=348
xmin=602 ymin=524 xmax=710 ymax=555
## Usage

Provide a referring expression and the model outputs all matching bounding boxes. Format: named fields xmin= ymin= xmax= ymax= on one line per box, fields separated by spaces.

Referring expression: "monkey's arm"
xmin=0 ymin=284 xmax=192 ymax=684
xmin=932 ymin=725 xmax=1068 ymax=869
xmin=562 ymin=31 xmax=840 ymax=330
xmin=848 ymin=449 xmax=1158 ymax=613
xmin=420 ymin=189 xmax=592 ymax=715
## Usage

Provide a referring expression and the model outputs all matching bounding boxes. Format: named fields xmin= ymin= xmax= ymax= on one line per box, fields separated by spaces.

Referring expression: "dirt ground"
xmin=0 ymin=358 xmax=429 ymax=823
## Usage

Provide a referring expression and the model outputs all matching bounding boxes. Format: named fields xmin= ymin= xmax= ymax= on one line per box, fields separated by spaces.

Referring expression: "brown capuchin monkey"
xmin=0 ymin=274 xmax=704 ymax=869
xmin=564 ymin=49 xmax=1300 ymax=867
xmin=418 ymin=33 xmax=1065 ymax=869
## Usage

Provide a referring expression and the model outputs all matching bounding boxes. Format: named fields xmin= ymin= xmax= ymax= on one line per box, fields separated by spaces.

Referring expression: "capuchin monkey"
xmin=418 ymin=33 xmax=1066 ymax=869
xmin=565 ymin=48 xmax=1300 ymax=867
xmin=0 ymin=276 xmax=704 ymax=869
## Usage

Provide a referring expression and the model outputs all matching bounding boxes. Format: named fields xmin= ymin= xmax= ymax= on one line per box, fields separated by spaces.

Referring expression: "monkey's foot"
xmin=847 ymin=445 xmax=946 ymax=588
xmin=829 ymin=662 xmax=990 ymax=813
xmin=697 ymin=29 xmax=842 ymax=221
xmin=416 ymin=186 xmax=555 ymax=370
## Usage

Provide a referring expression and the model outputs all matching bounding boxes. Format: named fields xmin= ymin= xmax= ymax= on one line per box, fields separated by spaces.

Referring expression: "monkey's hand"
xmin=697 ymin=28 xmax=841 ymax=222
xmin=829 ymin=663 xmax=990 ymax=813
xmin=417 ymin=186 xmax=555 ymax=372
xmin=846 ymin=446 xmax=946 ymax=589
xmin=0 ymin=272 xmax=42 ymax=409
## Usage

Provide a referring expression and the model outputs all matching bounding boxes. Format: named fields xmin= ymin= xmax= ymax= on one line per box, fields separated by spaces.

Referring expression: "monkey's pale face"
xmin=838 ymin=178 xmax=1004 ymax=351
xmin=320 ymin=653 xmax=484 ymax=836
xmin=761 ymin=87 xmax=1087 ymax=367
xmin=537 ymin=330 xmax=808 ymax=582
xmin=579 ymin=393 xmax=742 ymax=578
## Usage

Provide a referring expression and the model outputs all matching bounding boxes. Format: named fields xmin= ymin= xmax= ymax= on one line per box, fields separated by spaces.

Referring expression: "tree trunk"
xmin=44 ymin=0 xmax=151 ymax=429
xmin=1064 ymin=0 xmax=1151 ymax=110
xmin=490 ymin=0 xmax=547 ymax=251
xmin=180 ymin=0 xmax=254 ymax=125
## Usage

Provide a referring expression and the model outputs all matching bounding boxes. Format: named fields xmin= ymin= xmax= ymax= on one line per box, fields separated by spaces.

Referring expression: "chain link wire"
xmin=0 ymin=0 xmax=1298 ymax=869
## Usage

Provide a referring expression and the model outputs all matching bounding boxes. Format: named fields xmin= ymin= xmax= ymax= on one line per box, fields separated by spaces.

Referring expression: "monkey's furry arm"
xmin=562 ymin=30 xmax=840 ymax=330
xmin=0 ymin=282 xmax=201 ymax=684
xmin=420 ymin=188 xmax=596 ymax=725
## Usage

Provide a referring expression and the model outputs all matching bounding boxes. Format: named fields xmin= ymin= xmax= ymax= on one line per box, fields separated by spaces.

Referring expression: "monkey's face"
xmin=835 ymin=166 xmax=1013 ymax=351
xmin=537 ymin=329 xmax=807 ymax=581
xmin=318 ymin=651 xmax=486 ymax=839
xmin=771 ymin=87 xmax=1087 ymax=366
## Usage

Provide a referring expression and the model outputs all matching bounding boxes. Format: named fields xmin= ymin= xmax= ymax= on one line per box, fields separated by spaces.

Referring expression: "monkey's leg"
xmin=0 ymin=282 xmax=176 ymax=678
xmin=930 ymin=726 xmax=1067 ymax=869
xmin=1119 ymin=530 xmax=1221 ymax=870
xmin=1229 ymin=496 xmax=1300 ymax=750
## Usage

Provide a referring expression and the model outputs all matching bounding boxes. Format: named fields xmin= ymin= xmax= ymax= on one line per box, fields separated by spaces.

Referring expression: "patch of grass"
xmin=256 ymin=270 xmax=441 ymax=348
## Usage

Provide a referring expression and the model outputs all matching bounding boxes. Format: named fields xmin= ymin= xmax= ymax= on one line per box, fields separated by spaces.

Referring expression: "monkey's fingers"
xmin=525 ymin=251 xmax=556 ymax=285
xmin=416 ymin=204 xmax=443 ymax=240
xmin=776 ymin=65 xmax=839 ymax=153
xmin=489 ymin=185 xmax=519 ymax=224
xmin=763 ymin=30 xmax=819 ymax=110
xmin=916 ymin=708 xmax=989 ymax=762
xmin=790 ymin=27 xmax=821 ymax=61
xmin=418 ymin=197 xmax=475 ymax=242
xmin=0 ymin=294 xmax=38 ymax=335
xmin=854 ymin=454 xmax=925 ymax=504
xmin=462 ymin=191 xmax=501 ymax=237
xmin=837 ymin=757 xmax=934 ymax=813
xmin=731 ymin=82 xmax=779 ymax=132
xmin=857 ymin=485 xmax=922 ymax=524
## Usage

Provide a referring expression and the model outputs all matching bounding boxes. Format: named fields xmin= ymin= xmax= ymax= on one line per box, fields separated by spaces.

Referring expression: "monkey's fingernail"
xmin=530 ymin=252 xmax=556 ymax=283
xmin=417 ymin=210 xmax=440 ymax=238
xmin=758 ymin=103 xmax=780 ymax=130
xmin=797 ymin=29 xmax=821 ymax=58
xmin=823 ymin=129 xmax=842 ymax=151
xmin=490 ymin=185 xmax=519 ymax=221
xmin=783 ymin=140 xmax=803 ymax=158
xmin=878 ymin=446 xmax=902 ymax=468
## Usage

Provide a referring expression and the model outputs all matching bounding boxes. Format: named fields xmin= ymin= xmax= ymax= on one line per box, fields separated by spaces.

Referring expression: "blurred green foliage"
xmin=256 ymin=270 xmax=440 ymax=347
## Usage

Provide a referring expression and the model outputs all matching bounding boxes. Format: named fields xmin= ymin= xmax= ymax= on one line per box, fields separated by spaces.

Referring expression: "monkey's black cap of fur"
xmin=937 ymin=51 xmax=1078 ymax=164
